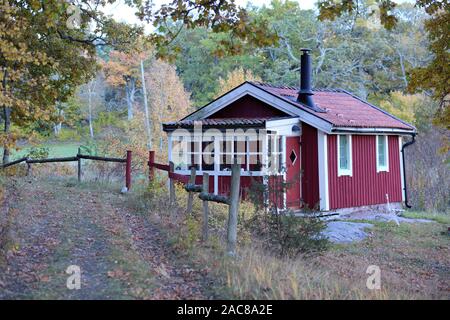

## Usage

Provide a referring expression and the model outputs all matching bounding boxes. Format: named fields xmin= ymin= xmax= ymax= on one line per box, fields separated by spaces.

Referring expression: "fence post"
xmin=227 ymin=163 xmax=241 ymax=256
xmin=169 ymin=161 xmax=176 ymax=205
xmin=125 ymin=150 xmax=132 ymax=190
xmin=202 ymin=172 xmax=209 ymax=242
xmin=186 ymin=166 xmax=196 ymax=215
xmin=148 ymin=150 xmax=155 ymax=181
xmin=26 ymin=159 xmax=31 ymax=176
xmin=77 ymin=147 xmax=81 ymax=182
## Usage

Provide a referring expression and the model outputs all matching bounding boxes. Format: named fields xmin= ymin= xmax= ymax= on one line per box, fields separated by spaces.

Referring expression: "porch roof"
xmin=163 ymin=117 xmax=291 ymax=132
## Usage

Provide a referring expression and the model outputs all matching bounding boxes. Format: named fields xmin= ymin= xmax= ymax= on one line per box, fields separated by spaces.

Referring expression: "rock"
xmin=322 ymin=221 xmax=374 ymax=244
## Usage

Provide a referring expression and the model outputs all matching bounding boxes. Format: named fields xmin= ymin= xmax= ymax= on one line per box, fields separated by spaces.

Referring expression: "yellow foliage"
xmin=215 ymin=67 xmax=261 ymax=98
xmin=145 ymin=59 xmax=192 ymax=161
xmin=379 ymin=91 xmax=425 ymax=125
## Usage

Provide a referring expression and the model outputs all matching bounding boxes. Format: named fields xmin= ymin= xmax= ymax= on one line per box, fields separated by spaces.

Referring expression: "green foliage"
xmin=27 ymin=147 xmax=49 ymax=160
xmin=246 ymin=177 xmax=328 ymax=257
xmin=316 ymin=0 xmax=449 ymax=131
xmin=172 ymin=27 xmax=263 ymax=107
xmin=248 ymin=211 xmax=328 ymax=257
xmin=79 ymin=141 xmax=98 ymax=156
xmin=55 ymin=128 xmax=82 ymax=142
xmin=175 ymin=214 xmax=201 ymax=253
xmin=378 ymin=92 xmax=439 ymax=132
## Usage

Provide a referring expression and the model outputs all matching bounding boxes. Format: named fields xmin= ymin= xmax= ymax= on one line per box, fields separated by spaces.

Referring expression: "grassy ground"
xmin=148 ymin=184 xmax=450 ymax=300
xmin=0 ymin=173 xmax=448 ymax=299
xmin=0 ymin=176 xmax=212 ymax=299
xmin=4 ymin=142 xmax=81 ymax=160
xmin=402 ymin=211 xmax=450 ymax=224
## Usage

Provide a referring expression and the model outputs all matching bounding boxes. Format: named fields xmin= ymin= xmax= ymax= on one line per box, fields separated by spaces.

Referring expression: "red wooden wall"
xmin=327 ymin=135 xmax=402 ymax=209
xmin=301 ymin=123 xmax=320 ymax=209
xmin=207 ymin=95 xmax=289 ymax=119
xmin=216 ymin=176 xmax=261 ymax=199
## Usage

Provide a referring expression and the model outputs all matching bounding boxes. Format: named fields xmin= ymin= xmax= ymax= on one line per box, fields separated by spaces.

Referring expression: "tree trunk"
xmin=2 ymin=106 xmax=11 ymax=164
xmin=125 ymin=78 xmax=136 ymax=121
xmin=2 ymin=70 xmax=10 ymax=164
xmin=88 ymin=82 xmax=94 ymax=138
xmin=140 ymin=60 xmax=152 ymax=149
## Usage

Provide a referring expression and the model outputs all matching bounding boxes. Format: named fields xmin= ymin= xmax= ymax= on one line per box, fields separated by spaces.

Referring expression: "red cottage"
xmin=163 ymin=49 xmax=416 ymax=212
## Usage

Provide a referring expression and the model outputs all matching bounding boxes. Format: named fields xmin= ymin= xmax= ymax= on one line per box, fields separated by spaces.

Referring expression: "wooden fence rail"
xmin=148 ymin=150 xmax=241 ymax=256
xmin=1 ymin=151 xmax=132 ymax=190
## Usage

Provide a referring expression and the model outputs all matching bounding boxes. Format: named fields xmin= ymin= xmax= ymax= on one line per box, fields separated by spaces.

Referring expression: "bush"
xmin=55 ymin=128 xmax=82 ymax=142
xmin=248 ymin=211 xmax=328 ymax=257
xmin=27 ymin=146 xmax=49 ymax=159
xmin=246 ymin=178 xmax=328 ymax=257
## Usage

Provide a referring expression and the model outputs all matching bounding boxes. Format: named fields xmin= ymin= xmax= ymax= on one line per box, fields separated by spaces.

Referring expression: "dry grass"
xmin=143 ymin=180 xmax=449 ymax=300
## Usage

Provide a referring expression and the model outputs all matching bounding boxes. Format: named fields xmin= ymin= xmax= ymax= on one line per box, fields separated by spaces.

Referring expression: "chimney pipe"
xmin=297 ymin=48 xmax=315 ymax=108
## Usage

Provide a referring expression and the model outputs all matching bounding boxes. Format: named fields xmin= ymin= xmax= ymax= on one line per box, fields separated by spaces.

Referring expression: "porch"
xmin=162 ymin=117 xmax=303 ymax=208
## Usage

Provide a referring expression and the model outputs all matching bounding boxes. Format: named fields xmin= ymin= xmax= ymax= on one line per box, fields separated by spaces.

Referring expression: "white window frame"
xmin=337 ymin=134 xmax=352 ymax=177
xmin=376 ymin=135 xmax=389 ymax=172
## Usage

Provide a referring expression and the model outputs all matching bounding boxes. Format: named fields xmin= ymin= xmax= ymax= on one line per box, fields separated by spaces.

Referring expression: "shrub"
xmin=248 ymin=211 xmax=328 ymax=257
xmin=27 ymin=146 xmax=49 ymax=159
xmin=246 ymin=178 xmax=328 ymax=257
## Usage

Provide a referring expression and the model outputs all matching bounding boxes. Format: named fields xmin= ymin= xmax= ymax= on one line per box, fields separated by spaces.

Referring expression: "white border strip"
xmin=318 ymin=131 xmax=330 ymax=211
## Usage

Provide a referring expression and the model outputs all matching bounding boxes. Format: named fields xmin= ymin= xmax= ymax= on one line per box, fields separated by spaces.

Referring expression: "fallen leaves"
xmin=107 ymin=268 xmax=131 ymax=281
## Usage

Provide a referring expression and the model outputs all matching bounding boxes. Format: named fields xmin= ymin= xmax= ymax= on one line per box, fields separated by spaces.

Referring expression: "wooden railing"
xmin=147 ymin=150 xmax=241 ymax=256
xmin=1 ymin=150 xmax=133 ymax=190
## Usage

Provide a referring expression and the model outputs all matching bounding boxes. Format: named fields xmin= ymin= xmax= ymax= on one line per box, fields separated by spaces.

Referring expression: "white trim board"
xmin=317 ymin=131 xmax=330 ymax=211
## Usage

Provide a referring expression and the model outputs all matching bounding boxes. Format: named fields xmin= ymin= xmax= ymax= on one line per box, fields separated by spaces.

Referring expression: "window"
xmin=267 ymin=134 xmax=283 ymax=174
xmin=172 ymin=136 xmax=188 ymax=170
xmin=376 ymin=135 xmax=389 ymax=172
xmin=337 ymin=134 xmax=352 ymax=176
xmin=220 ymin=136 xmax=247 ymax=171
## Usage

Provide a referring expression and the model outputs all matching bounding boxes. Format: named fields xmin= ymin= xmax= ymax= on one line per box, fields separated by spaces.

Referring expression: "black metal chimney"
xmin=297 ymin=48 xmax=315 ymax=108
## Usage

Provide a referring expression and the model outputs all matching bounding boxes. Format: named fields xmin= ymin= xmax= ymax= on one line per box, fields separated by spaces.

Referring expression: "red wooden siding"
xmin=217 ymin=176 xmax=262 ymax=200
xmin=194 ymin=175 xmax=215 ymax=193
xmin=301 ymin=123 xmax=320 ymax=209
xmin=207 ymin=95 xmax=289 ymax=119
xmin=327 ymin=135 xmax=402 ymax=209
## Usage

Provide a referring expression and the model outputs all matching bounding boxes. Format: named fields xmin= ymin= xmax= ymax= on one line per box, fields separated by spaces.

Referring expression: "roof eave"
xmin=331 ymin=127 xmax=416 ymax=135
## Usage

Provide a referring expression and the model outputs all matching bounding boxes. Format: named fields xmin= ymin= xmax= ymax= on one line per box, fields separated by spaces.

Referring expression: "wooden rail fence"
xmin=148 ymin=150 xmax=241 ymax=256
xmin=1 ymin=149 xmax=133 ymax=190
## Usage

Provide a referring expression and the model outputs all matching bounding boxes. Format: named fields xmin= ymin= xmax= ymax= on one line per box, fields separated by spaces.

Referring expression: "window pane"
xmin=378 ymin=136 xmax=386 ymax=167
xmin=248 ymin=140 xmax=259 ymax=153
xmin=339 ymin=135 xmax=348 ymax=170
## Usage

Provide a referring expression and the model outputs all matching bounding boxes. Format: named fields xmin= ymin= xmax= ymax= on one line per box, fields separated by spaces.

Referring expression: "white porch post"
xmin=168 ymin=133 xmax=172 ymax=163
xmin=262 ymin=130 xmax=269 ymax=208
xmin=282 ymin=135 xmax=287 ymax=210
xmin=213 ymin=136 xmax=220 ymax=195
xmin=317 ymin=131 xmax=330 ymax=211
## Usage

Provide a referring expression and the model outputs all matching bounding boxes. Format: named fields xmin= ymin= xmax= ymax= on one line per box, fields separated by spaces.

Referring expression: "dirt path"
xmin=0 ymin=177 xmax=212 ymax=299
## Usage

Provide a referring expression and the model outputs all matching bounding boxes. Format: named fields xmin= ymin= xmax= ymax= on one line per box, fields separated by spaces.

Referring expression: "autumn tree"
xmin=0 ymin=0 xmax=276 ymax=163
xmin=317 ymin=0 xmax=449 ymax=127
xmin=0 ymin=0 xmax=142 ymax=163
xmin=145 ymin=59 xmax=191 ymax=158
xmin=216 ymin=67 xmax=261 ymax=98
xmin=102 ymin=50 xmax=148 ymax=121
